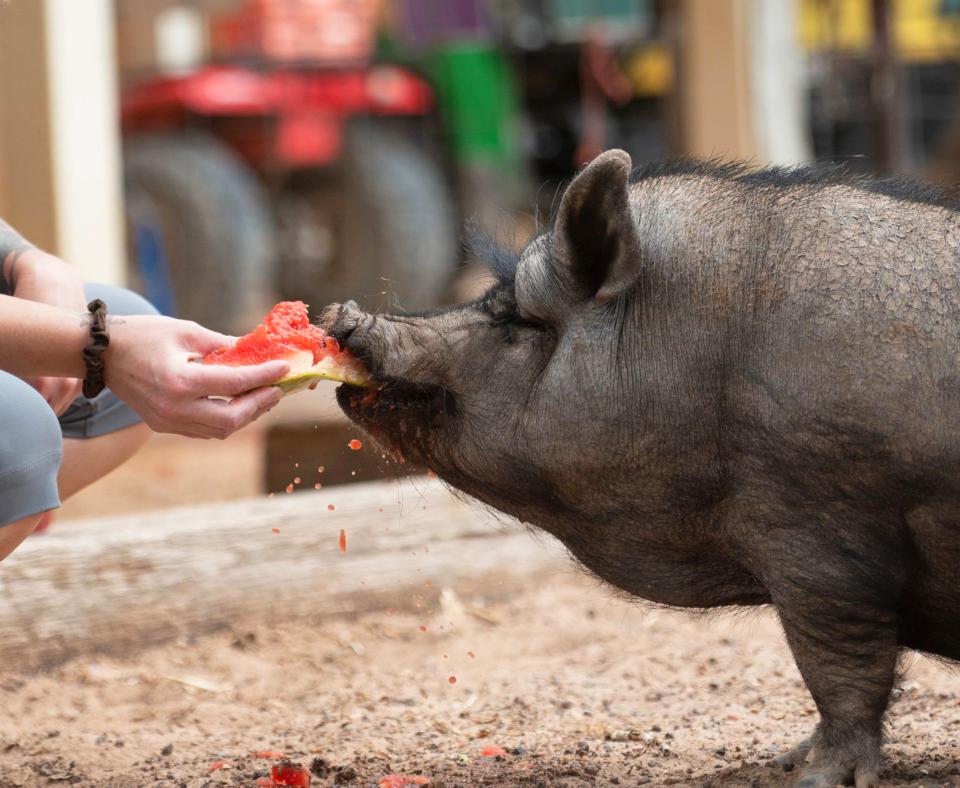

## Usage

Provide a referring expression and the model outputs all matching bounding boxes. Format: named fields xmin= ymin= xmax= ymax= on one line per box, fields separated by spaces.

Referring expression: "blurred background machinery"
xmin=119 ymin=0 xmax=458 ymax=333
xmin=3 ymin=0 xmax=960 ymax=333
xmin=114 ymin=0 xmax=672 ymax=331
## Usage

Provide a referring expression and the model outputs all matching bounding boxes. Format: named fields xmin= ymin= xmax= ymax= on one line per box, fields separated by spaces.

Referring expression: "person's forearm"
xmin=0 ymin=218 xmax=37 ymax=288
xmin=0 ymin=294 xmax=87 ymax=378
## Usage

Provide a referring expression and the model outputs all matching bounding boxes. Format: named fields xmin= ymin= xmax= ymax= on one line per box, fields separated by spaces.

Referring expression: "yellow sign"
xmin=798 ymin=0 xmax=960 ymax=61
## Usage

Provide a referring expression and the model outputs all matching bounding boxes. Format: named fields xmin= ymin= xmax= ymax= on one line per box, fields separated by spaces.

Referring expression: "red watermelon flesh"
xmin=202 ymin=301 xmax=372 ymax=392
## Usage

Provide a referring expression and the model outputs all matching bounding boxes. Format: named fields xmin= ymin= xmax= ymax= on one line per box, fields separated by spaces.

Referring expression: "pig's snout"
xmin=320 ymin=300 xmax=369 ymax=349
xmin=321 ymin=303 xmax=452 ymax=390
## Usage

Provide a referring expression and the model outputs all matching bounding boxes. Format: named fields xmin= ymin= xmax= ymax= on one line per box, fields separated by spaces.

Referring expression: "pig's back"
xmin=772 ymin=185 xmax=960 ymax=343
xmin=636 ymin=174 xmax=960 ymax=461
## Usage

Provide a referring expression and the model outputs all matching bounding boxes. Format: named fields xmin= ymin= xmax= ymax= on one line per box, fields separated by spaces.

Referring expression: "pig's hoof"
xmin=794 ymin=762 xmax=850 ymax=786
xmin=772 ymin=737 xmax=813 ymax=772
xmin=793 ymin=753 xmax=880 ymax=788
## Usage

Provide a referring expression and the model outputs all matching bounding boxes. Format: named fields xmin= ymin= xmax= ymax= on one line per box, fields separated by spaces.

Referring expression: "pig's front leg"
xmin=759 ymin=525 xmax=904 ymax=788
xmin=771 ymin=735 xmax=813 ymax=772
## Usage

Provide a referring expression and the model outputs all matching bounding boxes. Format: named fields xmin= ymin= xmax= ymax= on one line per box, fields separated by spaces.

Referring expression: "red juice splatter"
xmin=468 ymin=651 xmax=476 ymax=659
xmin=348 ymin=439 xmax=362 ymax=451
xmin=448 ymin=675 xmax=457 ymax=684
xmin=328 ymin=504 xmax=336 ymax=511
xmin=285 ymin=484 xmax=294 ymax=494
xmin=338 ymin=529 xmax=346 ymax=552
xmin=272 ymin=528 xmax=280 ymax=534
xmin=271 ymin=762 xmax=311 ymax=786
xmin=419 ymin=625 xmax=427 ymax=632
xmin=481 ymin=745 xmax=508 ymax=757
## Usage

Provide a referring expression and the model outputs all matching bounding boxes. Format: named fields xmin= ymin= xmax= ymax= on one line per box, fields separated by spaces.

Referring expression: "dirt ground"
xmin=1 ymin=567 xmax=959 ymax=788
xmin=15 ymin=384 xmax=960 ymax=788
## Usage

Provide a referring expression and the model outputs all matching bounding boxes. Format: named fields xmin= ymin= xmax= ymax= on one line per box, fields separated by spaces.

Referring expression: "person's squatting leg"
xmin=0 ymin=372 xmax=62 ymax=559
xmin=0 ymin=284 xmax=157 ymax=560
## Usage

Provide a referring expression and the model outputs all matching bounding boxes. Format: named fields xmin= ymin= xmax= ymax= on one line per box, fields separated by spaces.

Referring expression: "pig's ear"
xmin=553 ymin=149 xmax=642 ymax=304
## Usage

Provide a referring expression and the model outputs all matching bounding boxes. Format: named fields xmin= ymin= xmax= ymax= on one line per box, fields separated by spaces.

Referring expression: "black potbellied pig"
xmin=323 ymin=150 xmax=960 ymax=787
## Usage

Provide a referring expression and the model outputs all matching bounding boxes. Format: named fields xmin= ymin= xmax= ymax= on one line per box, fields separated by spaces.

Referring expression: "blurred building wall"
xmin=0 ymin=1 xmax=58 ymax=252
xmin=679 ymin=0 xmax=758 ymax=160
xmin=750 ymin=0 xmax=811 ymax=164
xmin=677 ymin=0 xmax=810 ymax=165
xmin=0 ymin=0 xmax=124 ymax=284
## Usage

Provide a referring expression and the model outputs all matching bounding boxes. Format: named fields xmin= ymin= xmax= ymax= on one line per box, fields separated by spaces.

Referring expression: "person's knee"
xmin=83 ymin=283 xmax=160 ymax=318
xmin=0 ymin=373 xmax=63 ymax=525
xmin=0 ymin=374 xmax=63 ymax=465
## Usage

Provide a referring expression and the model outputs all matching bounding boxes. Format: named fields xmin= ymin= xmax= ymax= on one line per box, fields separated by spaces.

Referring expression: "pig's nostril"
xmin=330 ymin=322 xmax=358 ymax=346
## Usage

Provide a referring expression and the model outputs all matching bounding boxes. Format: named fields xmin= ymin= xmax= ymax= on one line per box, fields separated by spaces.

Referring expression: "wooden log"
xmin=0 ymin=480 xmax=567 ymax=670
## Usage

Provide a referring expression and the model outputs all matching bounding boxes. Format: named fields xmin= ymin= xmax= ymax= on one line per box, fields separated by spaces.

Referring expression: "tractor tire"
xmin=278 ymin=122 xmax=458 ymax=313
xmin=124 ymin=133 xmax=274 ymax=335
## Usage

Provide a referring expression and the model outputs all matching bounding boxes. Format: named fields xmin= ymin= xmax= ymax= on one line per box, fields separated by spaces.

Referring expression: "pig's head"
xmin=324 ymin=150 xmax=658 ymax=529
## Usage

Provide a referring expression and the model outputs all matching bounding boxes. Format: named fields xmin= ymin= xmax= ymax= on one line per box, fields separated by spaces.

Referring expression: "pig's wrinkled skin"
xmin=322 ymin=150 xmax=960 ymax=787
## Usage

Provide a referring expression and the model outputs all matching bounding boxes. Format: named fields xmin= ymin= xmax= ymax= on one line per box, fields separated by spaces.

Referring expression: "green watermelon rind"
xmin=274 ymin=356 xmax=374 ymax=394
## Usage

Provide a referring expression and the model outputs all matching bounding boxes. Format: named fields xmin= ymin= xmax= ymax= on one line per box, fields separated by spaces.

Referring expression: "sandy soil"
xmin=1 ymin=568 xmax=959 ymax=788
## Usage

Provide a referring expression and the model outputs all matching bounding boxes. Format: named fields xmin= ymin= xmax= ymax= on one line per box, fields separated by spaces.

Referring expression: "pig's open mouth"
xmin=335 ymin=378 xmax=454 ymax=428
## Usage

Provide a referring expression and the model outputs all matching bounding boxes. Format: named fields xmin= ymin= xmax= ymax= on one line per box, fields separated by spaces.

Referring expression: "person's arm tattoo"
xmin=0 ymin=218 xmax=37 ymax=289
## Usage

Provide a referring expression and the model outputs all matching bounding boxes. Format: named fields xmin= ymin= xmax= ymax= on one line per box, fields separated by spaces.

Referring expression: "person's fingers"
xmin=198 ymin=390 xmax=278 ymax=438
xmin=185 ymin=360 xmax=291 ymax=397
xmin=221 ymin=386 xmax=282 ymax=433
xmin=178 ymin=386 xmax=280 ymax=438
xmin=180 ymin=322 xmax=237 ymax=357
xmin=163 ymin=426 xmax=211 ymax=440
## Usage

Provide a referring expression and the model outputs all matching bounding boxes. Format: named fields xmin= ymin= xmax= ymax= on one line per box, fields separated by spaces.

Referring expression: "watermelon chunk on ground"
xmin=202 ymin=301 xmax=373 ymax=392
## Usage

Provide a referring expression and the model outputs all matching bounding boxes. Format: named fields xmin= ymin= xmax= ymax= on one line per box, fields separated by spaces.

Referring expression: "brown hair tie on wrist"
xmin=82 ymin=299 xmax=110 ymax=399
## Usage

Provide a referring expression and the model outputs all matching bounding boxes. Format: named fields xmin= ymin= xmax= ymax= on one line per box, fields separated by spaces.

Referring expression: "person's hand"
xmin=12 ymin=250 xmax=86 ymax=414
xmin=104 ymin=314 xmax=290 ymax=439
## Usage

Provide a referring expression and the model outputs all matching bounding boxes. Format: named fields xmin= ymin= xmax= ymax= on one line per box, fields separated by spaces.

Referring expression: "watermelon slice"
xmin=202 ymin=301 xmax=373 ymax=393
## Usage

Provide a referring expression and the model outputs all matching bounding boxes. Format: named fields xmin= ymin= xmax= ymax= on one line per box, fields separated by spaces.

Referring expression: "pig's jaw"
xmin=335 ymin=380 xmax=453 ymax=464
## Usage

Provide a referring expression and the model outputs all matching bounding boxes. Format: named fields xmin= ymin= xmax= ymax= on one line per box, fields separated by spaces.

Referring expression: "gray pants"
xmin=0 ymin=283 xmax=157 ymax=526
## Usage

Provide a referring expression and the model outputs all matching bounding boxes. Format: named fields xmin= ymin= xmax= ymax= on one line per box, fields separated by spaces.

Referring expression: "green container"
xmin=424 ymin=42 xmax=521 ymax=168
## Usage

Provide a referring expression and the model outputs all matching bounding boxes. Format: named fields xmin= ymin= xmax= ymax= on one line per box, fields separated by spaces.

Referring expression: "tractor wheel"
xmin=277 ymin=122 xmax=458 ymax=313
xmin=124 ymin=133 xmax=274 ymax=335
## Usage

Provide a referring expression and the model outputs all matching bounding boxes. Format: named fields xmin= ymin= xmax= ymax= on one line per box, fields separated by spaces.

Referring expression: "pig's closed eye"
xmin=489 ymin=312 xmax=546 ymax=344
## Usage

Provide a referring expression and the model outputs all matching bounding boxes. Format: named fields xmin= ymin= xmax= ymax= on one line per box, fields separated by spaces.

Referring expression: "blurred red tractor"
xmin=121 ymin=0 xmax=458 ymax=334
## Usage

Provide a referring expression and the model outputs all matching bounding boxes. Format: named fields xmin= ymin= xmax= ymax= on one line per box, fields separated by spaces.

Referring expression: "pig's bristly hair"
xmin=466 ymin=229 xmax=521 ymax=284
xmin=470 ymin=157 xmax=960 ymax=294
xmin=629 ymin=157 xmax=960 ymax=212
